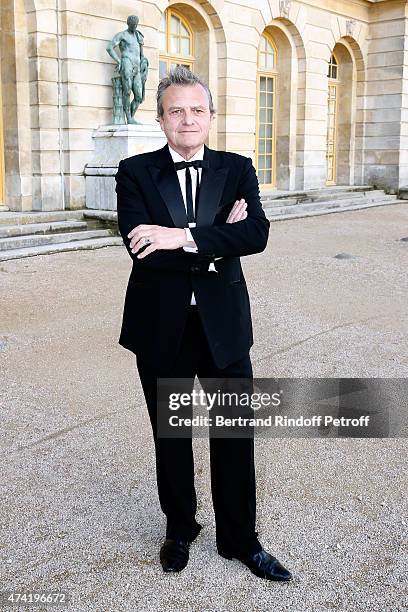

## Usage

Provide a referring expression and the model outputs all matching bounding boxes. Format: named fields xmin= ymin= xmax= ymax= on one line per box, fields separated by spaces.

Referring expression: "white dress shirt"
xmin=168 ymin=144 xmax=202 ymax=250
xmin=169 ymin=144 xmax=215 ymax=305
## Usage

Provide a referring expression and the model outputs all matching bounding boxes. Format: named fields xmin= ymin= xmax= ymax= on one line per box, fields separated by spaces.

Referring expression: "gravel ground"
xmin=0 ymin=204 xmax=407 ymax=611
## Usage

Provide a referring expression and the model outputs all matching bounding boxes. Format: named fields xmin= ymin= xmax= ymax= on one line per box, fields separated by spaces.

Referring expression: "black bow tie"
xmin=174 ymin=159 xmax=209 ymax=171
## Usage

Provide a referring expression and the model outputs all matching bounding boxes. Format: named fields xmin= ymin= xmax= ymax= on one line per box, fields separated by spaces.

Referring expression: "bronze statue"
xmin=106 ymin=15 xmax=149 ymax=124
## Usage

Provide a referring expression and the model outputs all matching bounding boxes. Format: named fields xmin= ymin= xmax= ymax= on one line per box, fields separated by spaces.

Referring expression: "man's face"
xmin=159 ymin=84 xmax=214 ymax=156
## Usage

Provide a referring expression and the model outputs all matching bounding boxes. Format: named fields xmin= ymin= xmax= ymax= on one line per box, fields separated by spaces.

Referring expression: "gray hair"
xmin=156 ymin=65 xmax=216 ymax=118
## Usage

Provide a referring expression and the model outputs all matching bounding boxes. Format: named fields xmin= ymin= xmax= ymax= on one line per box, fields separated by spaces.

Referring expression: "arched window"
xmin=259 ymin=34 xmax=276 ymax=71
xmin=326 ymin=54 xmax=339 ymax=184
xmin=159 ymin=9 xmax=194 ymax=79
xmin=256 ymin=33 xmax=277 ymax=187
xmin=327 ymin=54 xmax=338 ymax=79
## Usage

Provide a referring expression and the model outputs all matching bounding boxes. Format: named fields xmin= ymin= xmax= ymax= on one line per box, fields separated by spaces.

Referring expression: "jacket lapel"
xmin=147 ymin=143 xmax=229 ymax=228
xmin=195 ymin=146 xmax=229 ymax=227
xmin=147 ymin=145 xmax=187 ymax=228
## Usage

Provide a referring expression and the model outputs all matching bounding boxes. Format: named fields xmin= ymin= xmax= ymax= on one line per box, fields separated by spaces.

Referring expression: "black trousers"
xmin=136 ymin=306 xmax=262 ymax=556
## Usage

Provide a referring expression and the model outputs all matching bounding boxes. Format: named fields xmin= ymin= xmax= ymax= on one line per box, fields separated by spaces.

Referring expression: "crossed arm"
xmin=116 ymin=157 xmax=269 ymax=272
xmin=128 ymin=198 xmax=248 ymax=258
xmin=116 ymin=160 xmax=211 ymax=273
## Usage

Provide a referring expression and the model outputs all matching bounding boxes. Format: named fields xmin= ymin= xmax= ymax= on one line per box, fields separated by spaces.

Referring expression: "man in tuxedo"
xmin=115 ymin=66 xmax=291 ymax=581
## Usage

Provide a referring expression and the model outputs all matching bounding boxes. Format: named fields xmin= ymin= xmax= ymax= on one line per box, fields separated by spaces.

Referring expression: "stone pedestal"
xmin=84 ymin=123 xmax=166 ymax=210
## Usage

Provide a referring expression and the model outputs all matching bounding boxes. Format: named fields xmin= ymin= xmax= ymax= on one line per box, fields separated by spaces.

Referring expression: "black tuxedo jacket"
xmin=115 ymin=143 xmax=269 ymax=370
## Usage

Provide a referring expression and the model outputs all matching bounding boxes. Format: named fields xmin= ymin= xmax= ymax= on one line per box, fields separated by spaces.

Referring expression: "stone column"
xmin=364 ymin=2 xmax=406 ymax=191
xmin=1 ymin=0 xmax=33 ymax=211
xmin=27 ymin=0 xmax=64 ymax=210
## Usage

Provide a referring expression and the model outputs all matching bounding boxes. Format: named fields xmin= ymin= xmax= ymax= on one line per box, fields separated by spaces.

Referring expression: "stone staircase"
xmin=261 ymin=185 xmax=406 ymax=221
xmin=0 ymin=186 xmax=406 ymax=260
xmin=0 ymin=210 xmax=122 ymax=261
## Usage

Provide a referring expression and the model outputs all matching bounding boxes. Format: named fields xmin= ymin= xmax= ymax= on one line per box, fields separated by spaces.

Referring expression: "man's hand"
xmin=128 ymin=225 xmax=187 ymax=258
xmin=227 ymin=198 xmax=247 ymax=223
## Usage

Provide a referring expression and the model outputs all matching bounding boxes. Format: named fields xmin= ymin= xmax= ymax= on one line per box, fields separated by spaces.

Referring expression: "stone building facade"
xmin=1 ymin=0 xmax=407 ymax=211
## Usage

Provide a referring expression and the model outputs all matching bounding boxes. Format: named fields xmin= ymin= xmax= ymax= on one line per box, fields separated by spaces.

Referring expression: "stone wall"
xmin=1 ymin=0 xmax=408 ymax=210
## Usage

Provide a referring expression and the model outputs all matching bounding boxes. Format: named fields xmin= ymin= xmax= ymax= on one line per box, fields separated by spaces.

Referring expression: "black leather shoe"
xmin=160 ymin=524 xmax=202 ymax=572
xmin=218 ymin=547 xmax=292 ymax=581
xmin=160 ymin=539 xmax=190 ymax=572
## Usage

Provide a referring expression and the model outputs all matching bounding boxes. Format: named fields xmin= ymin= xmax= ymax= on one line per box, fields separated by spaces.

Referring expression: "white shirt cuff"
xmin=183 ymin=226 xmax=220 ymax=270
xmin=183 ymin=227 xmax=198 ymax=253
